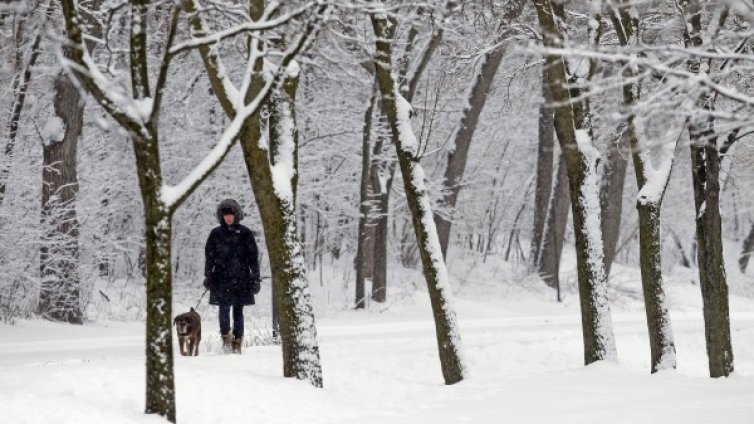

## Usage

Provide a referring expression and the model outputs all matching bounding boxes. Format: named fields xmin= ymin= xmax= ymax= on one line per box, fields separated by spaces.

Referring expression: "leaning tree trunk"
xmin=740 ymin=222 xmax=754 ymax=273
xmin=371 ymin=12 xmax=466 ymax=385
xmin=608 ymin=0 xmax=676 ymax=373
xmin=529 ymin=67 xmax=555 ymax=272
xmin=680 ymin=0 xmax=734 ymax=378
xmin=37 ymin=66 xmax=84 ymax=324
xmin=435 ymin=0 xmax=526 ymax=259
xmin=244 ymin=67 xmax=323 ymax=387
xmin=538 ymin=152 xmax=569 ymax=294
xmin=533 ymin=0 xmax=616 ymax=364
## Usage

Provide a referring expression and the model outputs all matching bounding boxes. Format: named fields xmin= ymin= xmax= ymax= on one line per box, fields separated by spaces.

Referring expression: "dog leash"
xmin=194 ymin=288 xmax=209 ymax=309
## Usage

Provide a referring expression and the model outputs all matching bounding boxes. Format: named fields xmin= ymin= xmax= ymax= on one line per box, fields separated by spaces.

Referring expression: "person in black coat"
xmin=203 ymin=198 xmax=261 ymax=354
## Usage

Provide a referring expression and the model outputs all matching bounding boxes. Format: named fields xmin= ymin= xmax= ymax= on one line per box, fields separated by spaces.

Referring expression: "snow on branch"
xmin=169 ymin=2 xmax=315 ymax=56
xmin=160 ymin=8 xmax=328 ymax=210
xmin=537 ymin=46 xmax=754 ymax=110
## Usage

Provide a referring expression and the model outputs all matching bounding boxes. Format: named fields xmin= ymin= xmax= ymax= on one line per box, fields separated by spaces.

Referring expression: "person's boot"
xmin=221 ymin=333 xmax=234 ymax=354
xmin=232 ymin=337 xmax=243 ymax=354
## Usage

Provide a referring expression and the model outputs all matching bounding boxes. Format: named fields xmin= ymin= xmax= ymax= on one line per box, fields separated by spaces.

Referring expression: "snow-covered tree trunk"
xmin=38 ymin=63 xmax=84 ymax=324
xmin=608 ymin=0 xmax=676 ymax=373
xmin=261 ymin=68 xmax=322 ymax=386
xmin=187 ymin=0 xmax=325 ymax=387
xmin=538 ymin=152 xmax=569 ymax=294
xmin=679 ymin=0 xmax=733 ymax=378
xmin=59 ymin=0 xmax=320 ymax=417
xmin=371 ymin=11 xmax=466 ymax=384
xmin=532 ymin=0 xmax=616 ymax=364
xmin=529 ymin=67 xmax=555 ymax=272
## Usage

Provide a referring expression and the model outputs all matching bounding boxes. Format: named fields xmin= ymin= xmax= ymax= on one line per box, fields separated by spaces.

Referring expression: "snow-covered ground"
xmin=2 ymin=251 xmax=754 ymax=423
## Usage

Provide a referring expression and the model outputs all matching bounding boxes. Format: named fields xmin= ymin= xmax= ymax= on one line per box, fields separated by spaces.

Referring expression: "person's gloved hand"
xmin=250 ymin=277 xmax=261 ymax=295
xmin=203 ymin=276 xmax=213 ymax=290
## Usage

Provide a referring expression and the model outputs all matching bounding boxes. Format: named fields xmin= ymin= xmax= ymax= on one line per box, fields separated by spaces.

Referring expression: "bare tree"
xmin=58 ymin=0 xmax=324 ymax=419
xmin=608 ymin=0 xmax=676 ymax=373
xmin=186 ymin=0 xmax=326 ymax=387
xmin=679 ymin=0 xmax=733 ymax=378
xmin=371 ymin=4 xmax=466 ymax=384
xmin=532 ymin=0 xmax=617 ymax=364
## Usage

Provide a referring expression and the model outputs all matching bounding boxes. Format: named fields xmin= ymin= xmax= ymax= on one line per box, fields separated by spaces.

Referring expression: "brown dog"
xmin=173 ymin=307 xmax=202 ymax=356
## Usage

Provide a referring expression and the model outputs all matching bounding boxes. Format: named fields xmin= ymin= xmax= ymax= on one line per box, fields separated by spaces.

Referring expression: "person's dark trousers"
xmin=219 ymin=302 xmax=244 ymax=339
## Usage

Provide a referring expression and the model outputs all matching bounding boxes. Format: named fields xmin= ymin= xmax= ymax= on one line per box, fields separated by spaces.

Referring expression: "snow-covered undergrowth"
xmin=2 ymin=245 xmax=754 ymax=423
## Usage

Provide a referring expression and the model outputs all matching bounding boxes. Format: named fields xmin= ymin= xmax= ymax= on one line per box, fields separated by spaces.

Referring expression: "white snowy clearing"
xmin=2 ymin=254 xmax=754 ymax=424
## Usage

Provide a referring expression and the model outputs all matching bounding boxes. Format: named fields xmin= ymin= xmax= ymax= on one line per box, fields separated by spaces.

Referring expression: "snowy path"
xmin=2 ymin=304 xmax=754 ymax=424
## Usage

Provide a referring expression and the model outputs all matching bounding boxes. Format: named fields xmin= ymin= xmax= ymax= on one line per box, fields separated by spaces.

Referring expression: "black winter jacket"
xmin=204 ymin=199 xmax=260 ymax=306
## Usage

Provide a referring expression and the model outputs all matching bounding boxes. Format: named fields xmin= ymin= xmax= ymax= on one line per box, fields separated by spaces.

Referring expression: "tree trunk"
xmin=609 ymin=0 xmax=676 ymax=373
xmin=533 ymin=0 xmax=616 ymax=364
xmin=248 ymin=68 xmax=323 ymax=387
xmin=538 ymin=153 xmax=569 ymax=293
xmin=37 ymin=67 xmax=84 ymax=324
xmin=680 ymin=0 xmax=734 ymax=378
xmin=529 ymin=67 xmax=555 ymax=271
xmin=370 ymin=155 xmax=394 ymax=303
xmin=435 ymin=0 xmax=525 ymax=259
xmin=600 ymin=133 xmax=627 ymax=279
xmin=355 ymin=87 xmax=377 ymax=308
xmin=739 ymin=222 xmax=754 ymax=273
xmin=187 ymin=0 xmax=324 ymax=387
xmin=371 ymin=13 xmax=466 ymax=385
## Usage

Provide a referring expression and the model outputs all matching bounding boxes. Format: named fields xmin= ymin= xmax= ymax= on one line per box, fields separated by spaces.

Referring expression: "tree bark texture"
xmin=533 ymin=0 xmax=617 ymax=364
xmin=38 ymin=68 xmax=84 ymax=324
xmin=355 ymin=88 xmax=377 ymax=308
xmin=529 ymin=67 xmax=555 ymax=272
xmin=609 ymin=0 xmax=676 ymax=373
xmin=371 ymin=13 xmax=466 ymax=385
xmin=244 ymin=72 xmax=323 ymax=388
xmin=680 ymin=0 xmax=734 ymax=378
xmin=370 ymin=146 xmax=394 ymax=303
